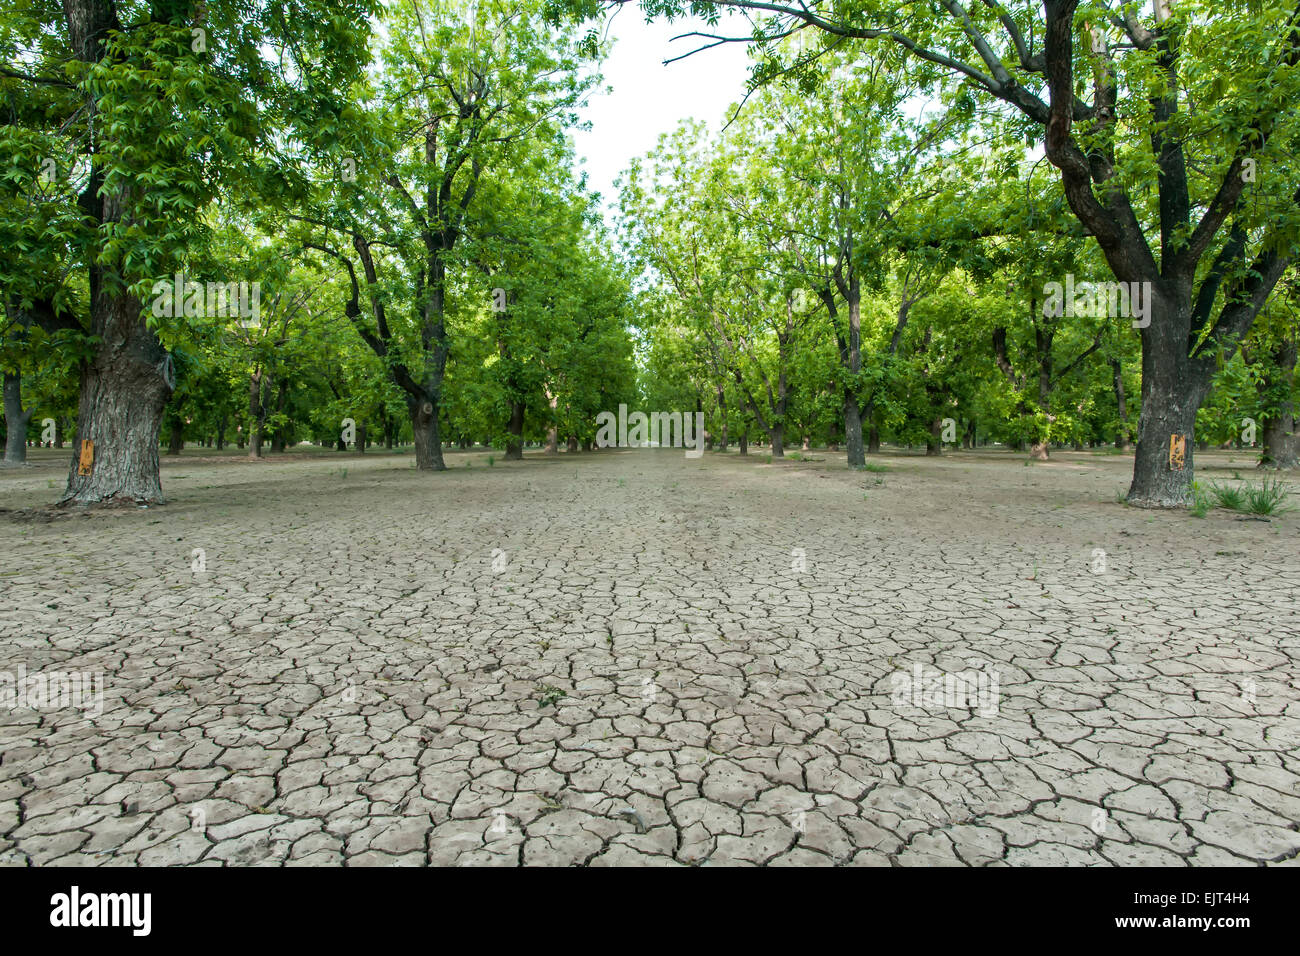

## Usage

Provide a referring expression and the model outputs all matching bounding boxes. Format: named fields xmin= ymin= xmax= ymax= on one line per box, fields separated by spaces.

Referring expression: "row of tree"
xmin=3 ymin=0 xmax=1299 ymax=508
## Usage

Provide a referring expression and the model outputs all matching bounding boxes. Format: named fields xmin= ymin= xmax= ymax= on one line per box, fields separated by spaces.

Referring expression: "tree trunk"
xmin=166 ymin=417 xmax=184 ymax=455
xmin=504 ymin=400 xmax=524 ymax=460
xmin=248 ymin=369 xmax=265 ymax=459
xmin=356 ymin=420 xmax=367 ymax=454
xmin=926 ymin=417 xmax=942 ymax=456
xmin=543 ymin=388 xmax=558 ymax=454
xmin=216 ymin=414 xmax=226 ymax=451
xmin=844 ymin=282 xmax=865 ymax=468
xmin=1126 ymin=299 xmax=1203 ymax=507
xmin=3 ymin=371 xmax=34 ymax=464
xmin=769 ymin=423 xmax=784 ymax=458
xmin=410 ymin=398 xmax=444 ymax=470
xmin=60 ymin=295 xmax=172 ymax=504
xmin=738 ymin=427 xmax=748 ymax=456
xmin=844 ymin=393 xmax=865 ymax=467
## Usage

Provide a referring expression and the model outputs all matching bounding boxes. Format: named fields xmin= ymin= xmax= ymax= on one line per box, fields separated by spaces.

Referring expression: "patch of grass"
xmin=1204 ymin=477 xmax=1292 ymax=516
xmin=1244 ymin=477 xmax=1292 ymax=515
xmin=860 ymin=462 xmax=888 ymax=472
xmin=764 ymin=454 xmax=773 ymax=464
xmin=1208 ymin=481 xmax=1246 ymax=511
xmin=487 ymin=455 xmax=495 ymax=467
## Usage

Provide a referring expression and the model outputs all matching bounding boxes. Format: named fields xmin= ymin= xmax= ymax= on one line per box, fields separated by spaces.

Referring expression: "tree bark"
xmin=410 ymin=398 xmax=443 ymax=470
xmin=61 ymin=291 xmax=171 ymax=504
xmin=248 ymin=369 xmax=265 ymax=459
xmin=504 ymin=399 xmax=524 ymax=460
xmin=3 ymin=371 xmax=35 ymax=464
xmin=844 ymin=282 xmax=865 ymax=467
xmin=166 ymin=416 xmax=184 ymax=455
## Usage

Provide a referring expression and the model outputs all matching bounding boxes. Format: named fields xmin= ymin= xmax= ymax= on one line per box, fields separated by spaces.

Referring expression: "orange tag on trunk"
xmin=77 ymin=439 xmax=94 ymax=476
xmin=1168 ymin=434 xmax=1186 ymax=470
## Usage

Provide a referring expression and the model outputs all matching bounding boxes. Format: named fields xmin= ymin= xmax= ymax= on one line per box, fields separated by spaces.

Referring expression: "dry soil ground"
xmin=0 ymin=444 xmax=1297 ymax=866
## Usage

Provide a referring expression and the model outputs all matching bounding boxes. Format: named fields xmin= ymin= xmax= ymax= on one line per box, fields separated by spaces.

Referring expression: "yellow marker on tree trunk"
xmin=1168 ymin=435 xmax=1186 ymax=471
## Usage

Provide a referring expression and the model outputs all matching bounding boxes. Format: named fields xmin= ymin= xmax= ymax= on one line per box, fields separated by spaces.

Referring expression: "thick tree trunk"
xmin=355 ymin=421 xmax=367 ymax=455
xmin=3 ymin=371 xmax=34 ymax=464
xmin=844 ymin=284 xmax=865 ymax=468
xmin=60 ymin=295 xmax=171 ymax=505
xmin=844 ymin=393 xmax=864 ymax=467
xmin=216 ymin=414 xmax=226 ymax=451
xmin=738 ymin=428 xmax=748 ymax=456
xmin=410 ymin=398 xmax=444 ymax=471
xmin=768 ymin=423 xmax=784 ymax=458
xmin=1124 ymin=294 xmax=1206 ymax=507
xmin=926 ymin=417 xmax=942 ymax=456
xmin=504 ymin=400 xmax=524 ymax=460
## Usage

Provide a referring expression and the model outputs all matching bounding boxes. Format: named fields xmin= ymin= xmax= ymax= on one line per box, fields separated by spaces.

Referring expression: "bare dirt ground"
xmin=1 ymin=444 xmax=1297 ymax=866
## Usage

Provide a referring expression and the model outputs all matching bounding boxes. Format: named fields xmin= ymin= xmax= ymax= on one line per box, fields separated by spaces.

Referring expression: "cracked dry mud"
xmin=1 ymin=446 xmax=1298 ymax=867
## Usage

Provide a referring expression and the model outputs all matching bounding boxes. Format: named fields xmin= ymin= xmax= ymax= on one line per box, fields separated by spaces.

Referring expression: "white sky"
xmin=571 ymin=9 xmax=755 ymax=223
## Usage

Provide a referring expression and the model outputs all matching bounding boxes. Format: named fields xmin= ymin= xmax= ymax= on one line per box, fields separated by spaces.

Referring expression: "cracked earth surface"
xmin=1 ymin=446 xmax=1298 ymax=866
